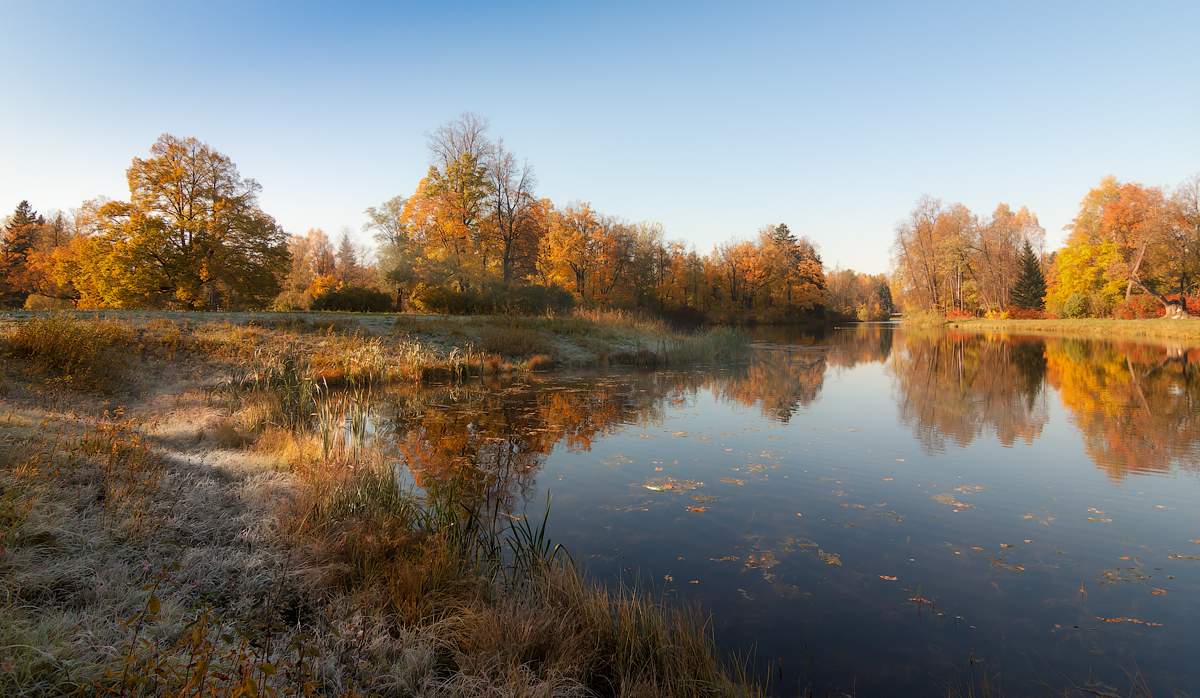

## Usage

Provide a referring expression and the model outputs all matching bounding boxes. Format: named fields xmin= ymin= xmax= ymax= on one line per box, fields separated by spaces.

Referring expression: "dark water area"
xmin=374 ymin=325 xmax=1200 ymax=695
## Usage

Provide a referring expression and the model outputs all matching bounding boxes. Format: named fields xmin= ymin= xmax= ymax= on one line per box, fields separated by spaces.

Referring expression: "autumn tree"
xmin=68 ymin=135 xmax=289 ymax=309
xmin=1049 ymin=176 xmax=1191 ymax=317
xmin=487 ymin=139 xmax=541 ymax=285
xmin=540 ymin=202 xmax=601 ymax=301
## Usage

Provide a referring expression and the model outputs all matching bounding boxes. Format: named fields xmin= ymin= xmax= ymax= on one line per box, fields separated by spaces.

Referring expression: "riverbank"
xmin=940 ymin=317 xmax=1200 ymax=342
xmin=0 ymin=313 xmax=758 ymax=695
xmin=0 ymin=310 xmax=749 ymax=383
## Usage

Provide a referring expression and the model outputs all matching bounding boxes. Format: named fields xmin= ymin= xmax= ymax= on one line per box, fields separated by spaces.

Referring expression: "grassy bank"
xmin=0 ymin=314 xmax=759 ymax=696
xmin=941 ymin=317 xmax=1200 ymax=342
xmin=0 ymin=310 xmax=749 ymax=385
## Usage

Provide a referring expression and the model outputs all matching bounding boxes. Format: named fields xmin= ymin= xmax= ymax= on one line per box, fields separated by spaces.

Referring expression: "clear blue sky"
xmin=3 ymin=1 xmax=1197 ymax=273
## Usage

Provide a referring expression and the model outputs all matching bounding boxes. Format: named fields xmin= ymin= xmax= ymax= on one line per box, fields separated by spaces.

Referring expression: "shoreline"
xmin=933 ymin=317 xmax=1200 ymax=343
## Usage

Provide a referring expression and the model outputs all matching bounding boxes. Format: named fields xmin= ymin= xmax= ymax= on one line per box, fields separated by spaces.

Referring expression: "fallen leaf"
xmin=932 ymin=494 xmax=974 ymax=511
xmin=818 ymin=550 xmax=842 ymax=567
xmin=686 ymin=505 xmax=708 ymax=513
xmin=1097 ymin=616 xmax=1162 ymax=628
xmin=719 ymin=477 xmax=745 ymax=487
xmin=879 ymin=575 xmax=898 ymax=581
xmin=1151 ymin=588 xmax=1168 ymax=596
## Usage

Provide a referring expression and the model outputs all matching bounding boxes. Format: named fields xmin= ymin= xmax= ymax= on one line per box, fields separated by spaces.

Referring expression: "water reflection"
xmin=368 ymin=326 xmax=1200 ymax=695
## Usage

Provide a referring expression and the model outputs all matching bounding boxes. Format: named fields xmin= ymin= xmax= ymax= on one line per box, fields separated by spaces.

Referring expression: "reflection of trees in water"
xmin=711 ymin=324 xmax=895 ymax=421
xmin=890 ymin=331 xmax=1050 ymax=453
xmin=382 ymin=328 xmax=1199 ymax=514
xmin=383 ymin=377 xmax=673 ymax=512
xmin=890 ymin=330 xmax=1200 ymax=478
xmin=1045 ymin=341 xmax=1200 ymax=479
xmin=383 ymin=329 xmax=899 ymax=510
xmin=826 ymin=323 xmax=894 ymax=369
xmin=706 ymin=349 xmax=827 ymax=422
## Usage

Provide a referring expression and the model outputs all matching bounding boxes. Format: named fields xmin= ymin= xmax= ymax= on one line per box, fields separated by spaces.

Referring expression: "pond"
xmin=373 ymin=325 xmax=1200 ymax=695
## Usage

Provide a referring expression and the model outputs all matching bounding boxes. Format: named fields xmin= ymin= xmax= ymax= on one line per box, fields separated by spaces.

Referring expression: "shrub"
xmin=945 ymin=308 xmax=975 ymax=320
xmin=1113 ymin=294 xmax=1165 ymax=319
xmin=479 ymin=326 xmax=555 ymax=357
xmin=504 ymin=284 xmax=575 ymax=315
xmin=1007 ymin=307 xmax=1045 ymax=320
xmin=1062 ymin=293 xmax=1089 ymax=319
xmin=310 ymin=285 xmax=393 ymax=312
xmin=1164 ymin=293 xmax=1200 ymax=315
xmin=409 ymin=284 xmax=486 ymax=314
xmin=983 ymin=309 xmax=1010 ymax=320
xmin=3 ymin=314 xmax=133 ymax=389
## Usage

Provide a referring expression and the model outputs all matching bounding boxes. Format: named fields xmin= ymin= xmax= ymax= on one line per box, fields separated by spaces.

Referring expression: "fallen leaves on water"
xmin=1100 ymin=567 xmax=1149 ymax=584
xmin=688 ymin=579 xmax=700 ymax=584
xmin=671 ymin=431 xmax=689 ymax=438
xmin=931 ymin=494 xmax=974 ymax=511
xmin=686 ymin=505 xmax=708 ymax=513
xmin=1022 ymin=512 xmax=1057 ymax=526
xmin=1168 ymin=553 xmax=1200 ymax=561
xmin=643 ymin=477 xmax=704 ymax=493
xmin=1087 ymin=507 xmax=1113 ymax=524
xmin=879 ymin=575 xmax=898 ymax=581
xmin=663 ymin=575 xmax=673 ymax=582
xmin=710 ymin=555 xmax=739 ymax=563
xmin=908 ymin=595 xmax=935 ymax=608
xmin=987 ymin=557 xmax=1025 ymax=573
xmin=719 ymin=477 xmax=745 ymax=487
xmin=691 ymin=494 xmax=718 ymax=504
xmin=953 ymin=484 xmax=985 ymax=495
xmin=1151 ymin=588 xmax=1168 ymax=596
xmin=1097 ymin=616 xmax=1163 ymax=628
xmin=818 ymin=550 xmax=842 ymax=567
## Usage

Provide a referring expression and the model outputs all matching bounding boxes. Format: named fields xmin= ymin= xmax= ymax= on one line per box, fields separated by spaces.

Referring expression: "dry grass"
xmin=1 ymin=314 xmax=134 ymax=389
xmin=945 ymin=316 xmax=1200 ymax=342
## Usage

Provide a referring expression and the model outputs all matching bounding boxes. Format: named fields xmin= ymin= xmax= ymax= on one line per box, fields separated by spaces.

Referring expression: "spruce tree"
xmin=1 ymin=201 xmax=44 ymax=307
xmin=1010 ymin=239 xmax=1046 ymax=310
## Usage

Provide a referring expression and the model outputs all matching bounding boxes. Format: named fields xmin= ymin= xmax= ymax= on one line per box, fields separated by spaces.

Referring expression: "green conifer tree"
xmin=1010 ymin=239 xmax=1047 ymax=310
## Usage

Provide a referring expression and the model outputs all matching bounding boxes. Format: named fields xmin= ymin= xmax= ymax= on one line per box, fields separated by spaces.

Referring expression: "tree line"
xmin=1 ymin=115 xmax=852 ymax=323
xmin=892 ymin=173 xmax=1200 ymax=319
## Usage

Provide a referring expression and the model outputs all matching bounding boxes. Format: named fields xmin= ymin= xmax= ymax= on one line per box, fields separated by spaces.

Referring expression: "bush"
xmin=945 ymin=308 xmax=974 ymax=320
xmin=408 ymin=284 xmax=486 ymax=314
xmin=1113 ymin=294 xmax=1165 ymax=319
xmin=310 ymin=285 xmax=393 ymax=312
xmin=1062 ymin=293 xmax=1089 ymax=319
xmin=1164 ymin=294 xmax=1200 ymax=315
xmin=1007 ymin=308 xmax=1045 ymax=320
xmin=3 ymin=314 xmax=133 ymax=388
xmin=478 ymin=325 xmax=556 ymax=357
xmin=504 ymin=284 xmax=575 ymax=315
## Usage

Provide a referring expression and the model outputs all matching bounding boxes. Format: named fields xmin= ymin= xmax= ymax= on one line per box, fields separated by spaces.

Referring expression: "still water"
xmin=380 ymin=325 xmax=1200 ymax=695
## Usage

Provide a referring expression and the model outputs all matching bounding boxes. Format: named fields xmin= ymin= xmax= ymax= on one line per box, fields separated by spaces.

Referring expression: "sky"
xmin=2 ymin=1 xmax=1198 ymax=274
